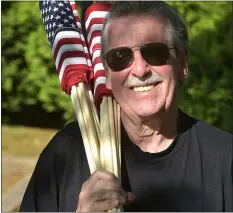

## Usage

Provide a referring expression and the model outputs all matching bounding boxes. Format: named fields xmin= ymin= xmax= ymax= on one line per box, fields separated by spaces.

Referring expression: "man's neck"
xmin=121 ymin=107 xmax=179 ymax=153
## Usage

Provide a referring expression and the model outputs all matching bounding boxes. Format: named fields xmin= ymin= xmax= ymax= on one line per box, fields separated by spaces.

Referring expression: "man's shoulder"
xmin=195 ymin=120 xmax=232 ymax=144
xmin=40 ymin=120 xmax=82 ymax=158
xmin=192 ymin=119 xmax=232 ymax=156
xmin=30 ymin=121 xmax=89 ymax=192
xmin=180 ymin=110 xmax=232 ymax=155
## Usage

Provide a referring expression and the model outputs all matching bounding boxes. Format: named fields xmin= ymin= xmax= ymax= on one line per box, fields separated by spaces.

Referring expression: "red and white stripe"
xmin=69 ymin=1 xmax=94 ymax=79
xmin=52 ymin=30 xmax=89 ymax=80
xmin=85 ymin=2 xmax=112 ymax=106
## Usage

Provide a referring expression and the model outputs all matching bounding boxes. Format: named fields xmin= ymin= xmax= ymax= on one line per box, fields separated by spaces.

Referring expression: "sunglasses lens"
xmin=106 ymin=47 xmax=133 ymax=71
xmin=141 ymin=43 xmax=170 ymax=66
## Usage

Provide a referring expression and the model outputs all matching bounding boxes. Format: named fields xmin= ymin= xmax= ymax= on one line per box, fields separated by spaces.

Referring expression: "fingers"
xmin=77 ymin=170 xmax=127 ymax=212
xmin=83 ymin=170 xmax=127 ymax=198
xmin=81 ymin=169 xmax=119 ymax=192
xmin=91 ymin=189 xmax=126 ymax=204
xmin=92 ymin=179 xmax=127 ymax=196
xmin=80 ymin=169 xmax=120 ymax=191
xmin=89 ymin=169 xmax=119 ymax=183
xmin=80 ymin=180 xmax=126 ymax=204
xmin=90 ymin=199 xmax=119 ymax=212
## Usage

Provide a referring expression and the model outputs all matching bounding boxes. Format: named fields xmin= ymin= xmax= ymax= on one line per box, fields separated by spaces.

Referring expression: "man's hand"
xmin=76 ymin=170 xmax=127 ymax=212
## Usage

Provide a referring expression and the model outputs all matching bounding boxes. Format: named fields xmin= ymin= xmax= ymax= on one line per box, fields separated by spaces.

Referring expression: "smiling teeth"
xmin=132 ymin=85 xmax=155 ymax=92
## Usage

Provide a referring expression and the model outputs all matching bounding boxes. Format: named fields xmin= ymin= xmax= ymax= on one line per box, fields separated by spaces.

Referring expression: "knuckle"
xmin=107 ymin=190 xmax=120 ymax=200
xmin=96 ymin=180 xmax=119 ymax=192
xmin=90 ymin=202 xmax=102 ymax=212
xmin=81 ymin=180 xmax=89 ymax=191
xmin=105 ymin=199 xmax=119 ymax=209
xmin=78 ymin=191 xmax=87 ymax=201
xmin=93 ymin=169 xmax=104 ymax=176
xmin=107 ymin=173 xmax=118 ymax=181
xmin=93 ymin=169 xmax=118 ymax=182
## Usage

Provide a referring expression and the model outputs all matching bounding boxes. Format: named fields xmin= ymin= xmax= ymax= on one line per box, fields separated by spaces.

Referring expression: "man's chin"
xmin=133 ymin=107 xmax=162 ymax=119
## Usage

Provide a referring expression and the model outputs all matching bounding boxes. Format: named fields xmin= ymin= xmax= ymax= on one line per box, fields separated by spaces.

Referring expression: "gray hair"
xmin=101 ymin=1 xmax=189 ymax=69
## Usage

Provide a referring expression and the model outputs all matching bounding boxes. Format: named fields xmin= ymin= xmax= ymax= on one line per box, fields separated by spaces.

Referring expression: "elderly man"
xmin=20 ymin=1 xmax=232 ymax=212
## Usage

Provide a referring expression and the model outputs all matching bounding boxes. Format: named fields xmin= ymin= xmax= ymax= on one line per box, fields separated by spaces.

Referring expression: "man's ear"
xmin=105 ymin=68 xmax=112 ymax=90
xmin=179 ymin=53 xmax=188 ymax=81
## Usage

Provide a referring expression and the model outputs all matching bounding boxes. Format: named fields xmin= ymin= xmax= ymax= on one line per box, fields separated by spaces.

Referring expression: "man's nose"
xmin=130 ymin=51 xmax=150 ymax=78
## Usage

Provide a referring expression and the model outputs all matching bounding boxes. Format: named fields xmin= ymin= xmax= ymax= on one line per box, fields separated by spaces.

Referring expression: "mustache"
xmin=123 ymin=71 xmax=164 ymax=88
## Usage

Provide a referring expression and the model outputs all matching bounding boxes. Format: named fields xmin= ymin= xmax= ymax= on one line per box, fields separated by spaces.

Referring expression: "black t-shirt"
xmin=20 ymin=110 xmax=233 ymax=212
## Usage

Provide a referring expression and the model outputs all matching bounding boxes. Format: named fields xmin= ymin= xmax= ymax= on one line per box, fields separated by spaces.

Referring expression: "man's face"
xmin=105 ymin=15 xmax=187 ymax=119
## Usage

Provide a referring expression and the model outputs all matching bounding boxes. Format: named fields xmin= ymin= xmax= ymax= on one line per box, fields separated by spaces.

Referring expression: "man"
xmin=20 ymin=1 xmax=232 ymax=212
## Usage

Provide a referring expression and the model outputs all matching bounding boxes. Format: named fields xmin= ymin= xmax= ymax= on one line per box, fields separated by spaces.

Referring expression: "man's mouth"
xmin=130 ymin=82 xmax=160 ymax=92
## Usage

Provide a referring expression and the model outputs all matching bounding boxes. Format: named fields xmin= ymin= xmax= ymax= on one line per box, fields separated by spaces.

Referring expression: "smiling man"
xmin=20 ymin=2 xmax=232 ymax=212
xmin=102 ymin=12 xmax=185 ymax=154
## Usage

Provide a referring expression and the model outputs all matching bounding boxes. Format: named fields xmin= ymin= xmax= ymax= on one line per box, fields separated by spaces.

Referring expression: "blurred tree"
xmin=2 ymin=2 xmax=73 ymax=126
xmin=168 ymin=2 xmax=232 ymax=133
xmin=2 ymin=2 xmax=232 ymax=132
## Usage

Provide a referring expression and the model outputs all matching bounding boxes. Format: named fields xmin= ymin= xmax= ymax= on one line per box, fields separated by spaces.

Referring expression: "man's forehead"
xmin=106 ymin=14 xmax=167 ymax=49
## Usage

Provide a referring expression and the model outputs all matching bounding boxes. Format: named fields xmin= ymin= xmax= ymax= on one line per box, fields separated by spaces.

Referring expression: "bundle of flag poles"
xmin=39 ymin=1 xmax=122 ymax=211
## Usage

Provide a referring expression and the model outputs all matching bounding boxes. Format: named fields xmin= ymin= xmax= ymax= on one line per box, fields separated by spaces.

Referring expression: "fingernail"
xmin=112 ymin=199 xmax=119 ymax=205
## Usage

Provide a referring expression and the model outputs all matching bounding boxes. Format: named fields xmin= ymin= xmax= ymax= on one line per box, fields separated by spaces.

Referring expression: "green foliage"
xmin=2 ymin=2 xmax=232 ymax=132
xmin=2 ymin=2 xmax=73 ymax=122
xmin=167 ymin=2 xmax=232 ymax=133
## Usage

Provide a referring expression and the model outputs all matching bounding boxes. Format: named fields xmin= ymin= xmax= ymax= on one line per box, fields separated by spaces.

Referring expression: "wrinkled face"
xmin=105 ymin=15 xmax=187 ymax=119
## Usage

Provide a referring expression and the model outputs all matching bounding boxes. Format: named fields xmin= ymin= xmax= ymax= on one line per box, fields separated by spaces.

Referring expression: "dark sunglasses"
xmin=105 ymin=42 xmax=175 ymax=72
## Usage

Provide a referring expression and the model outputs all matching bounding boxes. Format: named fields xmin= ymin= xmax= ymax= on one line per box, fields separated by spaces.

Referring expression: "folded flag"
xmin=85 ymin=2 xmax=113 ymax=107
xmin=39 ymin=0 xmax=90 ymax=95
xmin=69 ymin=1 xmax=94 ymax=83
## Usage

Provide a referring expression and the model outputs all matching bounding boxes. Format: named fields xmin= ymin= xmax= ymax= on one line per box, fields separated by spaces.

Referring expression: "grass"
xmin=2 ymin=125 xmax=59 ymax=211
xmin=2 ymin=125 xmax=58 ymax=157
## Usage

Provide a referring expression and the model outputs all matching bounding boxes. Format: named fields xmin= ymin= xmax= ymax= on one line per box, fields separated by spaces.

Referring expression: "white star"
xmin=71 ymin=23 xmax=76 ymax=28
xmin=53 ymin=22 xmax=56 ymax=27
xmin=52 ymin=32 xmax=55 ymax=37
xmin=53 ymin=7 xmax=58 ymax=12
xmin=68 ymin=15 xmax=73 ymax=19
xmin=65 ymin=7 xmax=70 ymax=11
xmin=63 ymin=19 xmax=68 ymax=23
xmin=58 ymin=2 xmax=63 ymax=7
xmin=50 ymin=14 xmax=54 ymax=20
xmin=58 ymin=23 xmax=63 ymax=28
xmin=55 ymin=15 xmax=61 ymax=20
xmin=61 ymin=10 xmax=66 ymax=15
xmin=51 ymin=0 xmax=56 ymax=3
xmin=48 ymin=7 xmax=51 ymax=12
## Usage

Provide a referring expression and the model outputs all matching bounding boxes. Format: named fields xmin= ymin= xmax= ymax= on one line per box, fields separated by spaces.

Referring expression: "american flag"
xmin=69 ymin=1 xmax=94 ymax=79
xmin=85 ymin=2 xmax=113 ymax=107
xmin=39 ymin=0 xmax=90 ymax=95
